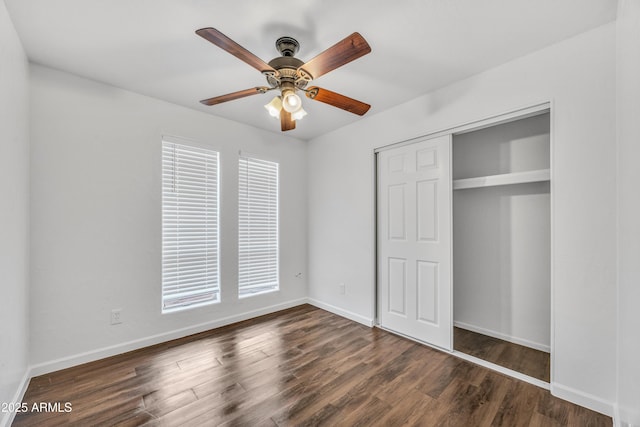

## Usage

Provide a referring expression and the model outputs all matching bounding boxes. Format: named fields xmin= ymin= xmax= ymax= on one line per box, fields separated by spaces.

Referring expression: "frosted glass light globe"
xmin=282 ymin=92 xmax=302 ymax=113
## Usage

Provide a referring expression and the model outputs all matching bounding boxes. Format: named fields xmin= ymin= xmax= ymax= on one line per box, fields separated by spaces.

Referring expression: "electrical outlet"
xmin=339 ymin=283 xmax=346 ymax=295
xmin=111 ymin=309 xmax=122 ymax=325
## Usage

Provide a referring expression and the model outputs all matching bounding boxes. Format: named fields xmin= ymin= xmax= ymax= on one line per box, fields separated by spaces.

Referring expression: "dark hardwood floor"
xmin=454 ymin=327 xmax=551 ymax=383
xmin=13 ymin=305 xmax=609 ymax=426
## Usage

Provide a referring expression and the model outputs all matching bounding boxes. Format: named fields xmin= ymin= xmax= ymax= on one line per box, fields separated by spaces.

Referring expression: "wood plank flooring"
xmin=13 ymin=305 xmax=609 ymax=426
xmin=454 ymin=327 xmax=551 ymax=383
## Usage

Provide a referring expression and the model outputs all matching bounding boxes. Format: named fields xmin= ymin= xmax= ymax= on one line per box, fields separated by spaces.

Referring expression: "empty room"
xmin=1 ymin=0 xmax=639 ymax=426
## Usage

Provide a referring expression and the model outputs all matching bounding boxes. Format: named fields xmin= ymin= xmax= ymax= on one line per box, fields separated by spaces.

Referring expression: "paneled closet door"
xmin=377 ymin=134 xmax=452 ymax=350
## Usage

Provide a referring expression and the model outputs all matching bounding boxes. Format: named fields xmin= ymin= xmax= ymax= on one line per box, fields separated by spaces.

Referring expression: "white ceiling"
xmin=6 ymin=0 xmax=617 ymax=140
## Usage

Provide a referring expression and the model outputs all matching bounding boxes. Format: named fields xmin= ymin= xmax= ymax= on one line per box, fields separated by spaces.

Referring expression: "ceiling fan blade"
xmin=297 ymin=32 xmax=371 ymax=80
xmin=196 ymin=28 xmax=278 ymax=76
xmin=200 ymin=87 xmax=268 ymax=106
xmin=280 ymin=110 xmax=296 ymax=131
xmin=305 ymin=86 xmax=371 ymax=116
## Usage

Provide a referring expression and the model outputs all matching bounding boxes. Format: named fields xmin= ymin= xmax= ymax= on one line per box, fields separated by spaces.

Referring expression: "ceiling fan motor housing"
xmin=266 ymin=37 xmax=308 ymax=90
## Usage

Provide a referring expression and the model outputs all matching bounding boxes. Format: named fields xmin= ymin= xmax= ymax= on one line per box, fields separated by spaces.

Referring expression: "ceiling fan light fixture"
xmin=282 ymin=91 xmax=302 ymax=113
xmin=291 ymin=107 xmax=307 ymax=121
xmin=264 ymin=96 xmax=282 ymax=117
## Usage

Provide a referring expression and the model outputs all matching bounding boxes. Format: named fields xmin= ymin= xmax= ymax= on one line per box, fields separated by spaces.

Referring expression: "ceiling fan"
xmin=195 ymin=28 xmax=372 ymax=131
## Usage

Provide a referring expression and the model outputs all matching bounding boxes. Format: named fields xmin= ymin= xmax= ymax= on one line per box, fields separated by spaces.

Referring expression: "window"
xmin=238 ymin=155 xmax=279 ymax=298
xmin=162 ymin=140 xmax=219 ymax=312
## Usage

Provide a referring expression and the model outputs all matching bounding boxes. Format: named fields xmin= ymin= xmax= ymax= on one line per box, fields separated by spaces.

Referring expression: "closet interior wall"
xmin=452 ymin=112 xmax=551 ymax=353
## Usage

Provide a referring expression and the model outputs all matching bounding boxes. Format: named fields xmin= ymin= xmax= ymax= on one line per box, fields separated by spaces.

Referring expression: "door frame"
xmin=373 ymin=100 xmax=554 ymax=387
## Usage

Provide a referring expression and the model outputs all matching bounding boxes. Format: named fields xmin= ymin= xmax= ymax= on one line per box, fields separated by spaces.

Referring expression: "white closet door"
xmin=377 ymin=134 xmax=452 ymax=350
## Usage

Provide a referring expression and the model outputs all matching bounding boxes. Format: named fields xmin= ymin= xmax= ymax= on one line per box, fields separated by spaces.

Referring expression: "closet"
xmin=452 ymin=111 xmax=551 ymax=382
xmin=377 ymin=106 xmax=551 ymax=383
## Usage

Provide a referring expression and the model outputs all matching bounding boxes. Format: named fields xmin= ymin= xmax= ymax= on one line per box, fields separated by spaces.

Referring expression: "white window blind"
xmin=162 ymin=140 xmax=220 ymax=312
xmin=238 ymin=155 xmax=279 ymax=298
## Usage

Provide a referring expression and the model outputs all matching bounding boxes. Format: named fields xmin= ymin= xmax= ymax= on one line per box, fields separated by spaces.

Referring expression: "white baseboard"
xmin=29 ymin=298 xmax=308 ymax=377
xmin=551 ymin=382 xmax=614 ymax=417
xmin=0 ymin=368 xmax=32 ymax=427
xmin=306 ymin=298 xmax=374 ymax=327
xmin=454 ymin=321 xmax=550 ymax=353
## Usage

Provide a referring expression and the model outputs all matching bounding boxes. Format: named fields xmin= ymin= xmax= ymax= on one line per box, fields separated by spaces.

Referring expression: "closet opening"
xmin=375 ymin=103 xmax=552 ymax=386
xmin=451 ymin=111 xmax=551 ymax=383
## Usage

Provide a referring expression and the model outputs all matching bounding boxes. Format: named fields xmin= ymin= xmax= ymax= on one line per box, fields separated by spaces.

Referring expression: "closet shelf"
xmin=453 ymin=169 xmax=550 ymax=190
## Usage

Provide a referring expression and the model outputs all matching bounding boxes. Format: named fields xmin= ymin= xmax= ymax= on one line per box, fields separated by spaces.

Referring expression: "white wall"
xmin=28 ymin=64 xmax=308 ymax=370
xmin=616 ymin=1 xmax=640 ymax=425
xmin=308 ymin=23 xmax=617 ymax=414
xmin=0 ymin=0 xmax=30 ymax=423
